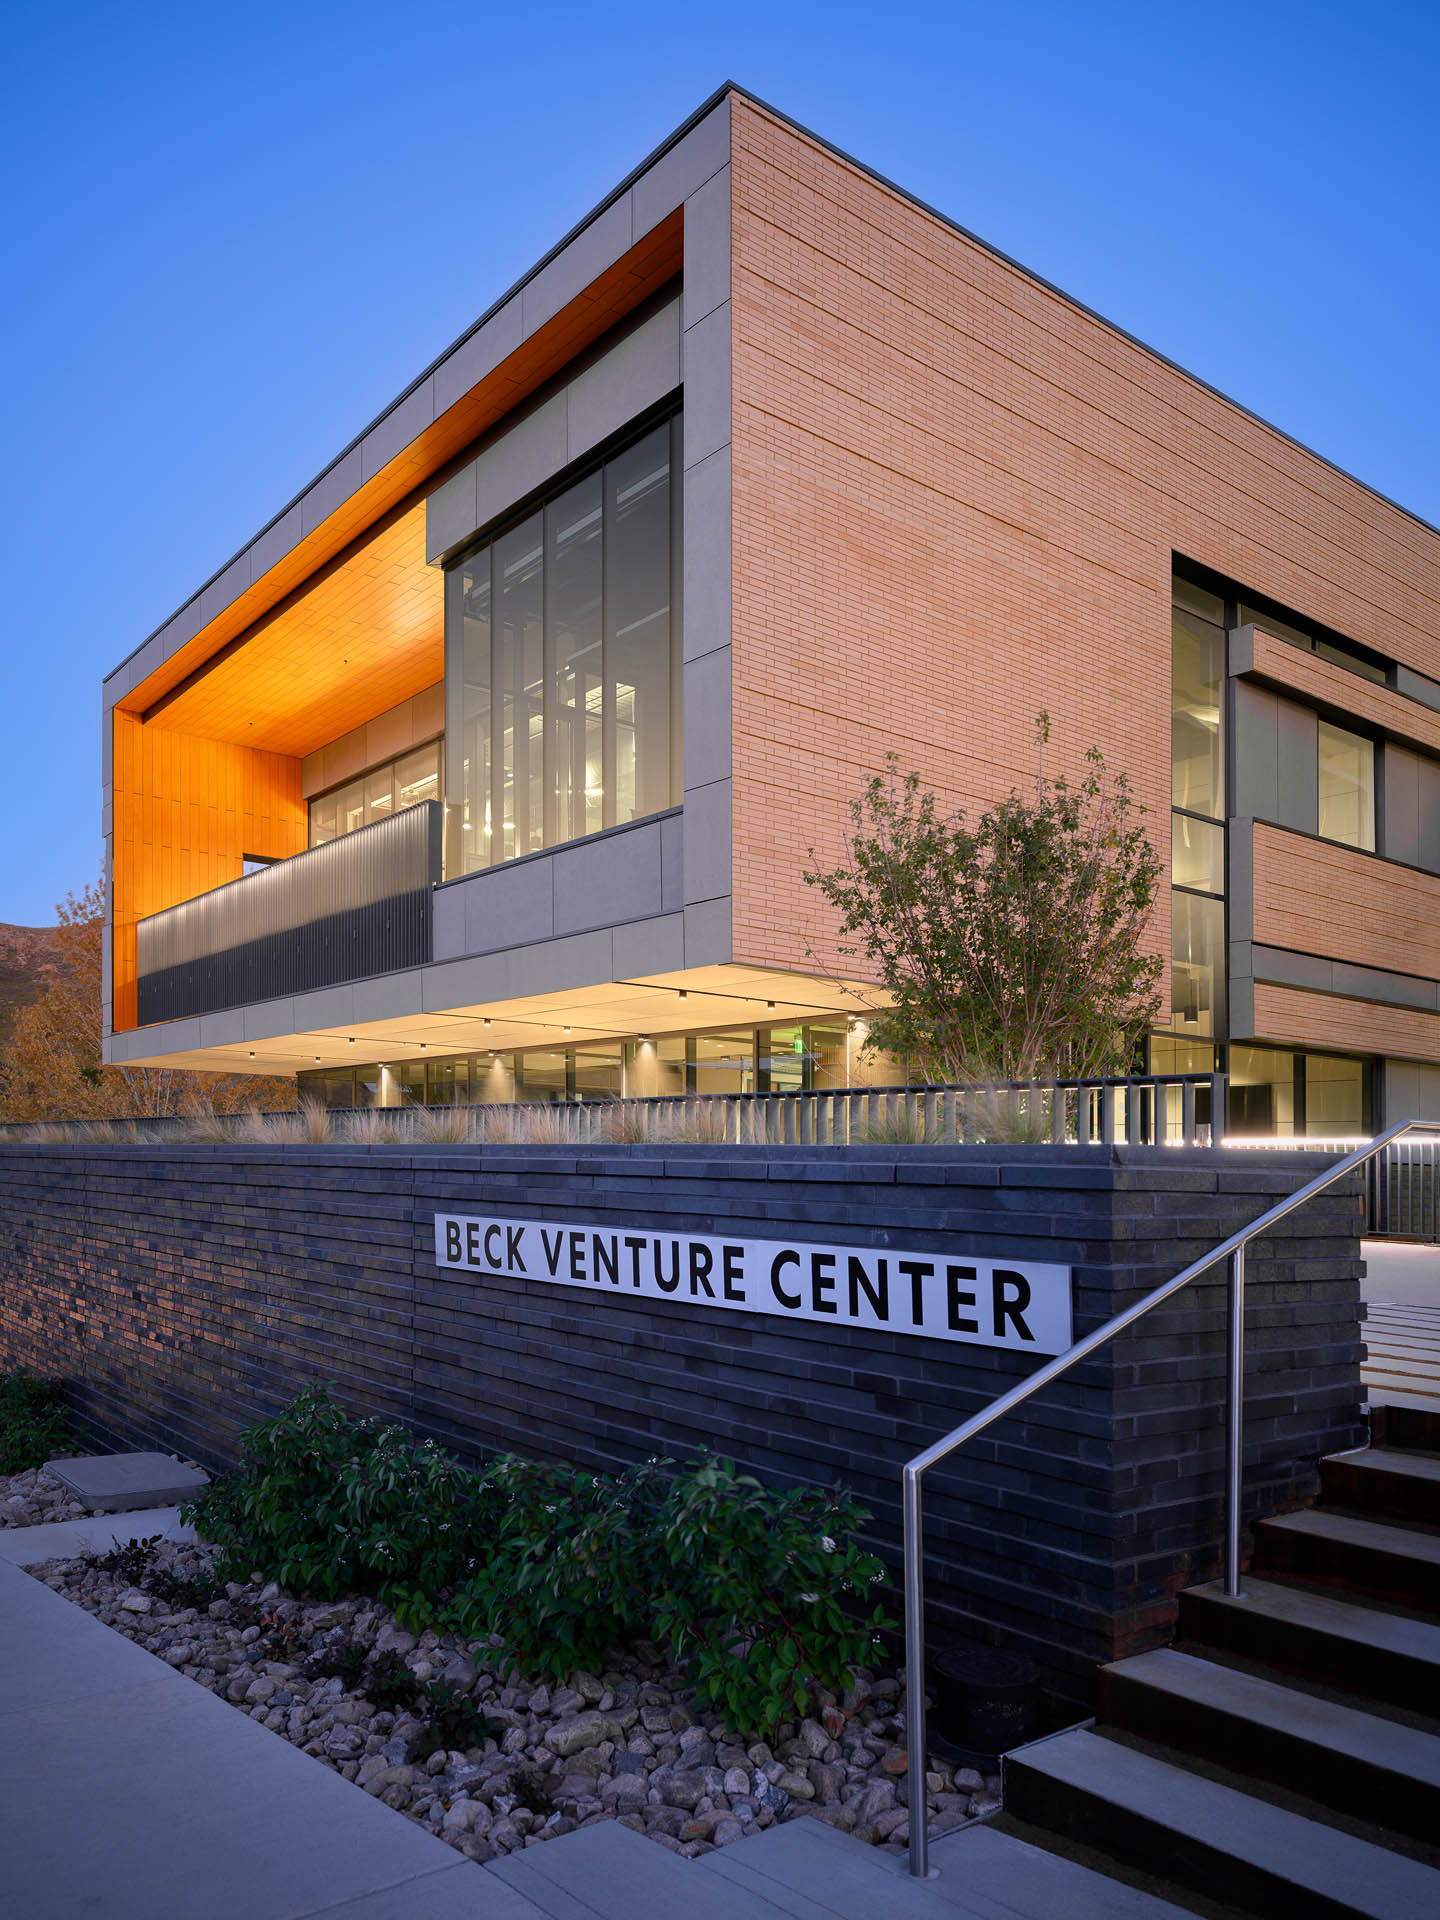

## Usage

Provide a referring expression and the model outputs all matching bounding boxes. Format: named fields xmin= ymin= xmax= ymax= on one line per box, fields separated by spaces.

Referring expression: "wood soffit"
xmin=119 ymin=210 xmax=685 ymax=730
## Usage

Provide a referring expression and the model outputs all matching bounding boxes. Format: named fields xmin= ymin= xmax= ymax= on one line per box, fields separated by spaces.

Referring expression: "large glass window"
xmin=309 ymin=740 xmax=441 ymax=847
xmin=1172 ymin=601 xmax=1225 ymax=821
xmin=1169 ymin=891 xmax=1225 ymax=1039
xmin=446 ymin=416 xmax=680 ymax=876
xmin=1317 ymin=720 xmax=1376 ymax=851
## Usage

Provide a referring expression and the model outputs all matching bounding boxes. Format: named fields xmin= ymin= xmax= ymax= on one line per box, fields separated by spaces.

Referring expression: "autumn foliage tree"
xmin=0 ymin=877 xmax=294 ymax=1122
xmin=804 ymin=721 xmax=1164 ymax=1085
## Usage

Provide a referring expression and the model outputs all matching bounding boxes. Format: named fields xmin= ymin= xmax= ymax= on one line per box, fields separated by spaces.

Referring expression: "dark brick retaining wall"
xmin=0 ymin=1142 xmax=1366 ymax=1701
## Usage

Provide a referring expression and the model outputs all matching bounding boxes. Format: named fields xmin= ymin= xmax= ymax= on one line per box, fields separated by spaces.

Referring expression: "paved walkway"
xmin=1363 ymin=1239 xmax=1440 ymax=1412
xmin=0 ymin=1536 xmax=540 ymax=1918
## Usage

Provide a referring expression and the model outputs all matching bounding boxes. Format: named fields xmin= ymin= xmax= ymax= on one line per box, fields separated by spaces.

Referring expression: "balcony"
xmin=136 ymin=802 xmax=442 ymax=1026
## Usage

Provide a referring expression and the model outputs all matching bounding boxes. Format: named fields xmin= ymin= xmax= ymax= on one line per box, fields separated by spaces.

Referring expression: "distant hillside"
xmin=0 ymin=923 xmax=62 ymax=1054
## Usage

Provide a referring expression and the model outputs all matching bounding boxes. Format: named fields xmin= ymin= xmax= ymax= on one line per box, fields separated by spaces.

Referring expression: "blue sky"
xmin=1 ymin=0 xmax=1436 ymax=923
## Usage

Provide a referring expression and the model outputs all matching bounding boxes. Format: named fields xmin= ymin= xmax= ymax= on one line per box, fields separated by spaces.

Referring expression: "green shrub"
xmin=182 ymin=1384 xmax=484 ymax=1601
xmin=0 ymin=1373 xmax=71 ymax=1476
xmin=186 ymin=1387 xmax=893 ymax=1737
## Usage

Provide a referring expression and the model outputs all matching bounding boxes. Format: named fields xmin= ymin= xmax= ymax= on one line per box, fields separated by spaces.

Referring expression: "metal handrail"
xmin=901 ymin=1117 xmax=1436 ymax=1879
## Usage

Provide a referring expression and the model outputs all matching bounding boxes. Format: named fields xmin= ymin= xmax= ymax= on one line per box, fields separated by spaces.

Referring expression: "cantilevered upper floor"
xmin=103 ymin=84 xmax=1440 ymax=1115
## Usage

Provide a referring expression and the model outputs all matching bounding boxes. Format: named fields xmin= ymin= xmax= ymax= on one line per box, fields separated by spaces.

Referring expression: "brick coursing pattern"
xmin=0 ymin=1142 xmax=1365 ymax=1702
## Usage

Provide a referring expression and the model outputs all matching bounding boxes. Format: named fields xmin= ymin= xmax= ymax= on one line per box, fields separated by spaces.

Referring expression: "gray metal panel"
xmin=352 ymin=969 xmax=424 ymax=1022
xmin=421 ymin=947 xmax=513 ymax=1009
xmin=1379 ymin=1059 xmax=1440 ymax=1124
xmin=681 ymin=444 xmax=731 ymax=662
xmin=508 ymin=927 xmax=615 ymax=997
xmin=197 ymin=1009 xmax=248 ymax=1048
xmin=432 ymin=300 xmax=524 ymax=418
xmin=1418 ymin=754 xmax=1440 ymax=872
xmin=1227 ymin=819 xmax=1254 ymax=943
xmin=289 ymin=984 xmax=360 ymax=1030
xmin=612 ymin=912 xmax=685 ymax=978
xmin=552 ymin=820 xmax=665 ymax=936
xmin=425 ymin=464 xmax=478 ymax=565
xmin=1384 ymin=745 xmax=1421 ymax=867
xmin=433 ymin=855 xmax=556 ymax=962
xmin=683 ymin=895 xmax=732 ymax=966
xmin=301 ymin=446 xmax=363 ymax=538
xmin=566 ymin=299 xmax=680 ymax=463
xmin=200 ymin=552 xmax=252 ymax=628
xmin=659 ymin=810 xmax=684 ymax=914
xmin=1330 ymin=960 xmax=1439 ymax=1011
xmin=684 ymin=646 xmax=731 ymax=788
xmin=682 ymin=778 xmax=732 ymax=904
xmin=683 ymin=165 xmax=730 ymax=330
xmin=1276 ymin=697 xmax=1318 ymax=835
xmin=1395 ymin=665 xmax=1440 ymax=716
xmin=681 ymin=301 xmax=731 ymax=468
xmin=1227 ymin=622 xmax=1257 ymax=676
xmin=633 ymin=97 xmax=730 ymax=239
xmin=361 ymin=378 xmax=435 ymax=484
xmin=248 ymin=503 xmax=305 ymax=584
xmin=473 ymin=393 xmax=568 ymax=537
xmin=1250 ymin=946 xmax=1333 ymax=992
xmin=1227 ymin=973 xmax=1255 ymax=1040
xmin=1232 ymin=683 xmax=1279 ymax=823
xmin=522 ymin=193 xmax=634 ymax=337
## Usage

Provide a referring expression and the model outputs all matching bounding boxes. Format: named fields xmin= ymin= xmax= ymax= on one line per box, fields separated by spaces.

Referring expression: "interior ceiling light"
xmin=677 ymin=990 xmax=688 ymax=999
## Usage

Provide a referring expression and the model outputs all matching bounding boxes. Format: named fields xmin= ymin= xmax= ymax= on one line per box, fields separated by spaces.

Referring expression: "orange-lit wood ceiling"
xmin=143 ymin=499 xmax=441 ymax=757
xmin=118 ymin=210 xmax=684 ymax=726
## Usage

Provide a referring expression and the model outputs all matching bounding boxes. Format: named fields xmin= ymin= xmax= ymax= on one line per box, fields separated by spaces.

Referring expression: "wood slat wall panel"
xmin=111 ymin=713 xmax=305 ymax=1032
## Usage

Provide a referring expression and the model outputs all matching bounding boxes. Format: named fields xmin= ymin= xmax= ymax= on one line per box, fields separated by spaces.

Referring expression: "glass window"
xmin=1305 ymin=1054 xmax=1365 ymax=1135
xmin=472 ymin=1053 xmax=516 ymax=1104
xmin=449 ymin=554 xmax=492 ymax=872
xmin=1148 ymin=1036 xmax=1216 ymax=1074
xmin=1317 ymin=721 xmax=1375 ymax=850
xmin=1172 ymin=606 xmax=1225 ymax=820
xmin=396 ymin=743 xmax=440 ymax=809
xmin=1229 ymin=1045 xmax=1296 ymax=1137
xmin=364 ymin=766 xmax=395 ymax=825
xmin=1168 ymin=891 xmax=1225 ymax=1038
xmin=395 ymin=1062 xmax=427 ymax=1107
xmin=606 ymin=424 xmax=672 ymax=827
xmin=308 ymin=745 xmax=443 ymax=849
xmin=694 ymin=1031 xmax=755 ymax=1095
xmin=515 ymin=1049 xmax=566 ymax=1103
xmin=548 ymin=474 xmax=605 ymax=845
xmin=626 ymin=1036 xmax=686 ymax=1098
xmin=445 ymin=417 xmax=679 ymax=874
xmin=497 ymin=514 xmax=546 ymax=861
xmin=758 ymin=1025 xmax=807 ymax=1093
xmin=806 ymin=1022 xmax=852 ymax=1090
xmin=426 ymin=1059 xmax=469 ymax=1106
xmin=1172 ymin=813 xmax=1225 ymax=893
xmin=573 ymin=1043 xmax=623 ymax=1099
xmin=1174 ymin=578 xmax=1225 ymax=625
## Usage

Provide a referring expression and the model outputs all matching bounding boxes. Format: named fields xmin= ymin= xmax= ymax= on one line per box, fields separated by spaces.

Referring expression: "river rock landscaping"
xmin=34 ymin=1534 xmax=998 ymax=1861
xmin=0 ymin=1464 xmax=87 ymax=1528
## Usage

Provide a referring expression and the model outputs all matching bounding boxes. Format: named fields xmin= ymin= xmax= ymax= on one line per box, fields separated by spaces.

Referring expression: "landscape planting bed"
xmin=33 ymin=1535 xmax=997 ymax=1864
xmin=0 ymin=1465 xmax=86 ymax=1527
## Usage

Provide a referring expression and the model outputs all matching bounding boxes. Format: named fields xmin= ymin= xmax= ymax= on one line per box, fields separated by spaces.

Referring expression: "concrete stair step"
xmin=695 ymin=1813 xmax=1196 ymax=1917
xmin=1254 ymin=1508 xmax=1440 ymax=1612
xmin=1322 ymin=1447 xmax=1440 ymax=1525
xmin=1100 ymin=1646 xmax=1440 ymax=1840
xmin=1179 ymin=1577 xmax=1440 ymax=1713
xmin=1003 ymin=1727 xmax=1440 ymax=1919
xmin=485 ymin=1819 xmax=798 ymax=1919
xmin=1370 ymin=1405 xmax=1440 ymax=1453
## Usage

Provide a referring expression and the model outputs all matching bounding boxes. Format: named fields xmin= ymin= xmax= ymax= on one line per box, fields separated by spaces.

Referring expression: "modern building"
xmin=101 ymin=84 xmax=1440 ymax=1135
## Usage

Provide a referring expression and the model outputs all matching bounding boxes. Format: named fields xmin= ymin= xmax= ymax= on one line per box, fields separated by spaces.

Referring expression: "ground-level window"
xmin=1228 ymin=1045 xmax=1368 ymax=1138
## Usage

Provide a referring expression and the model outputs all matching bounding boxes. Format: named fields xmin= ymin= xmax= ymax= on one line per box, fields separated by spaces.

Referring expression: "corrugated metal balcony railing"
xmin=136 ymin=801 xmax=442 ymax=1026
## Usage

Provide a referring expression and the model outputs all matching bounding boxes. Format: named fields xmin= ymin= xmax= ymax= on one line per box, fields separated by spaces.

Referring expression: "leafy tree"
xmin=804 ymin=719 xmax=1164 ymax=1084
xmin=0 ymin=875 xmax=293 ymax=1121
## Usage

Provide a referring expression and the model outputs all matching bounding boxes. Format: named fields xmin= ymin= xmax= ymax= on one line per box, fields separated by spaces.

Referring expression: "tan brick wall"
xmin=1253 ymin=982 xmax=1440 ymax=1064
xmin=1251 ymin=822 xmax=1440 ymax=981
xmin=726 ymin=98 xmax=1440 ymax=1000
xmin=1248 ymin=629 xmax=1440 ymax=756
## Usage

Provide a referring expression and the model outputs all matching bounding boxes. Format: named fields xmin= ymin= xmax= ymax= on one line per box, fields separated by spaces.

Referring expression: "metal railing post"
xmin=903 ymin=1462 xmax=929 ymax=1878
xmin=1225 ymin=1242 xmax=1246 ymax=1599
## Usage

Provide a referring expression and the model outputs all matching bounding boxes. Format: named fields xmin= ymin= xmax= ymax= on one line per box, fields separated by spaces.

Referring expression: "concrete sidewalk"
xmin=0 ymin=1553 xmax=542 ymax=1918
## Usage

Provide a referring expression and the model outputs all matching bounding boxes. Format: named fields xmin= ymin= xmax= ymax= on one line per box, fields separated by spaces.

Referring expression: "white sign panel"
xmin=433 ymin=1213 xmax=1072 ymax=1355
